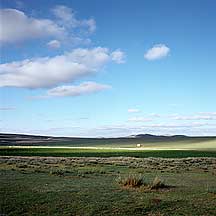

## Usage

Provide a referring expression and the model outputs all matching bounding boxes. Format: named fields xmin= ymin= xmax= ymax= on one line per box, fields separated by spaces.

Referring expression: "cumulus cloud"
xmin=47 ymin=40 xmax=61 ymax=49
xmin=111 ymin=50 xmax=126 ymax=64
xmin=0 ymin=47 xmax=125 ymax=88
xmin=144 ymin=44 xmax=170 ymax=60
xmin=128 ymin=109 xmax=140 ymax=113
xmin=0 ymin=9 xmax=64 ymax=43
xmin=40 ymin=82 xmax=111 ymax=98
xmin=0 ymin=6 xmax=96 ymax=45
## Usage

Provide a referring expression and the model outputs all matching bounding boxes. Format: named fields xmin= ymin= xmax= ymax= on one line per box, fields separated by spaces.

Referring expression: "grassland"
xmin=1 ymin=134 xmax=216 ymax=215
xmin=1 ymin=156 xmax=216 ymax=216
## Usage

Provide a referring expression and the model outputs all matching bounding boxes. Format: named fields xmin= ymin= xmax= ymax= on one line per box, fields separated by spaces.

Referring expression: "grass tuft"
xmin=116 ymin=174 xmax=146 ymax=187
xmin=150 ymin=177 xmax=166 ymax=190
xmin=117 ymin=175 xmax=169 ymax=190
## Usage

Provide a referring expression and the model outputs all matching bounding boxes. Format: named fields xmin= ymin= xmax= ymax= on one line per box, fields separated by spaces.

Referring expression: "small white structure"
xmin=136 ymin=144 xmax=142 ymax=147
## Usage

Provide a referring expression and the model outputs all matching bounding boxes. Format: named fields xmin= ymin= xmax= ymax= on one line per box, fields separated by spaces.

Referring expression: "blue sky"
xmin=0 ymin=0 xmax=216 ymax=137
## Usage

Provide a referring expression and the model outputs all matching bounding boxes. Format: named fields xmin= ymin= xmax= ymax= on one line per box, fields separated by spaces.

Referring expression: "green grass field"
xmin=1 ymin=134 xmax=216 ymax=215
xmin=1 ymin=147 xmax=216 ymax=158
xmin=1 ymin=156 xmax=216 ymax=216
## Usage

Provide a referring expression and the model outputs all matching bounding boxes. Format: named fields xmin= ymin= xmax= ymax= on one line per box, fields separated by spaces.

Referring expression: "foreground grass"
xmin=0 ymin=156 xmax=216 ymax=216
xmin=0 ymin=147 xmax=216 ymax=158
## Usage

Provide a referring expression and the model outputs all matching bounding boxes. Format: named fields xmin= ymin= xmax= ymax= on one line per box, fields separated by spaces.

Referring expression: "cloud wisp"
xmin=172 ymin=113 xmax=216 ymax=121
xmin=128 ymin=109 xmax=140 ymax=113
xmin=111 ymin=50 xmax=126 ymax=64
xmin=144 ymin=44 xmax=170 ymax=60
xmin=47 ymin=40 xmax=61 ymax=49
xmin=37 ymin=82 xmax=111 ymax=98
xmin=0 ymin=47 xmax=125 ymax=88
xmin=128 ymin=117 xmax=152 ymax=122
xmin=52 ymin=5 xmax=96 ymax=33
xmin=149 ymin=113 xmax=161 ymax=118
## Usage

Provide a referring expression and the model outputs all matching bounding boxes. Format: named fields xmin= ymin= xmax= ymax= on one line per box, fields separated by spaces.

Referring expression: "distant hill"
xmin=0 ymin=133 xmax=215 ymax=147
xmin=0 ymin=133 xmax=69 ymax=145
xmin=128 ymin=134 xmax=193 ymax=141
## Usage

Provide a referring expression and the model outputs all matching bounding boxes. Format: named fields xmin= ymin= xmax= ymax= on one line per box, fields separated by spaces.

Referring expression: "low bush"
xmin=116 ymin=175 xmax=168 ymax=190
xmin=116 ymin=174 xmax=146 ymax=187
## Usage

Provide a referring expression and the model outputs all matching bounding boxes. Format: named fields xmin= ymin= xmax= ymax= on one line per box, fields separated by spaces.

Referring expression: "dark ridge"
xmin=0 ymin=132 xmax=215 ymax=146
xmin=134 ymin=134 xmax=189 ymax=139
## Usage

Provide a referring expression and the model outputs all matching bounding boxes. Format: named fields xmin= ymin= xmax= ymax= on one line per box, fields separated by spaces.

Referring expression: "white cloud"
xmin=52 ymin=5 xmax=96 ymax=34
xmin=52 ymin=5 xmax=75 ymax=25
xmin=111 ymin=50 xmax=125 ymax=64
xmin=0 ymin=6 xmax=96 ymax=45
xmin=144 ymin=44 xmax=170 ymax=60
xmin=82 ymin=18 xmax=96 ymax=33
xmin=143 ymin=122 xmax=208 ymax=128
xmin=0 ymin=47 xmax=125 ymax=88
xmin=43 ymin=82 xmax=111 ymax=98
xmin=128 ymin=109 xmax=140 ymax=113
xmin=198 ymin=112 xmax=216 ymax=116
xmin=47 ymin=40 xmax=61 ymax=49
xmin=173 ymin=114 xmax=216 ymax=121
xmin=128 ymin=117 xmax=152 ymax=122
xmin=149 ymin=113 xmax=161 ymax=118
xmin=0 ymin=9 xmax=64 ymax=44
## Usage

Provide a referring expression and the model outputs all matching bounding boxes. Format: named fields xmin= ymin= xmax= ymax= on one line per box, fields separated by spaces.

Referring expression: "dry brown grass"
xmin=150 ymin=177 xmax=166 ymax=189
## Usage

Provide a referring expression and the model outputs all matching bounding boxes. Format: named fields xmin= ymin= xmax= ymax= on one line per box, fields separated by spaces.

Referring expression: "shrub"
xmin=116 ymin=174 xmax=146 ymax=187
xmin=116 ymin=174 xmax=169 ymax=190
